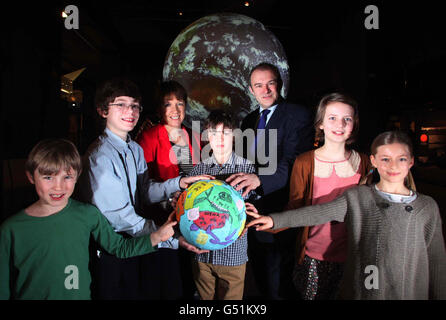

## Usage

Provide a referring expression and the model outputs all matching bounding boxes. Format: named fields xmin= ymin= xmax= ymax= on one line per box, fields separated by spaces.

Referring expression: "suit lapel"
xmin=265 ymin=102 xmax=284 ymax=129
xmin=242 ymin=109 xmax=261 ymax=130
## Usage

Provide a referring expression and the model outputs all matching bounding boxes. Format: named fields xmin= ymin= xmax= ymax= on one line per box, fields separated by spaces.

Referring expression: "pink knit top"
xmin=304 ymin=151 xmax=361 ymax=263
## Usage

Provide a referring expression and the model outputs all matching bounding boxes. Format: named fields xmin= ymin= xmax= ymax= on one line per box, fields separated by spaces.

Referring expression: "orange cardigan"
xmin=286 ymin=150 xmax=372 ymax=264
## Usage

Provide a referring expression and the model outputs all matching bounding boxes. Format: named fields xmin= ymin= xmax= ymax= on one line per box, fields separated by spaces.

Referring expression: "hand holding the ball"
xmin=226 ymin=173 xmax=261 ymax=197
xmin=179 ymin=174 xmax=215 ymax=189
xmin=245 ymin=202 xmax=259 ymax=217
xmin=240 ymin=202 xmax=261 ymax=236
xmin=169 ymin=191 xmax=182 ymax=209
xmin=150 ymin=211 xmax=178 ymax=247
xmin=179 ymin=236 xmax=210 ymax=254
xmin=244 ymin=202 xmax=274 ymax=231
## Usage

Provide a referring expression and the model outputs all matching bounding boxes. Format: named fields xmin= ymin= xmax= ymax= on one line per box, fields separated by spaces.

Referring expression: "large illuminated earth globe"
xmin=175 ymin=179 xmax=246 ymax=250
xmin=163 ymin=12 xmax=289 ymax=127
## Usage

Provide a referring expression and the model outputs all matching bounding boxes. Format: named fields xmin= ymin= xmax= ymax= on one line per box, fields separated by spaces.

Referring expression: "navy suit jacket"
xmin=241 ymin=100 xmax=314 ymax=214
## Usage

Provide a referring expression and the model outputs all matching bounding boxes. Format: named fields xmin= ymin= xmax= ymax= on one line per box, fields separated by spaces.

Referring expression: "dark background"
xmin=2 ymin=1 xmax=446 ymax=225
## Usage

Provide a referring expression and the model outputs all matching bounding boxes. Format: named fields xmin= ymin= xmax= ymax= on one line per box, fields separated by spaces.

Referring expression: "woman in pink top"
xmin=287 ymin=93 xmax=371 ymax=299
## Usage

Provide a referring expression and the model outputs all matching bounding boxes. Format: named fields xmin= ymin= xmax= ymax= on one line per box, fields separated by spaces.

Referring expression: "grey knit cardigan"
xmin=271 ymin=185 xmax=446 ymax=300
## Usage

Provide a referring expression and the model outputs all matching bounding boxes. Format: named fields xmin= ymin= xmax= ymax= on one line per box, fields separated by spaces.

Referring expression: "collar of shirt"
xmin=258 ymin=104 xmax=277 ymax=126
xmin=374 ymin=184 xmax=417 ymax=203
xmin=206 ymin=151 xmax=237 ymax=168
xmin=103 ymin=127 xmax=132 ymax=153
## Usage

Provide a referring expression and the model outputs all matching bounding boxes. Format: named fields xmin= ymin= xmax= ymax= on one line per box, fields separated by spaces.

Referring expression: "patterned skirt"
xmin=292 ymin=255 xmax=344 ymax=300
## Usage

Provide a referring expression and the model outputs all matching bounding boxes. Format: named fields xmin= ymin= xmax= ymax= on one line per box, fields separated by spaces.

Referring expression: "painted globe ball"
xmin=175 ymin=179 xmax=246 ymax=250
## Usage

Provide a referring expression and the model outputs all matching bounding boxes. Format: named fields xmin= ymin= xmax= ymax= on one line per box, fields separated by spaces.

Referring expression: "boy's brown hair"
xmin=204 ymin=109 xmax=238 ymax=131
xmin=95 ymin=77 xmax=142 ymax=116
xmin=25 ymin=139 xmax=82 ymax=178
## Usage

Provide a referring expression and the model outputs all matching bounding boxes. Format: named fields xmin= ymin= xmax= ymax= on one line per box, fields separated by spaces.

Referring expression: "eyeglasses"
xmin=109 ymin=103 xmax=143 ymax=113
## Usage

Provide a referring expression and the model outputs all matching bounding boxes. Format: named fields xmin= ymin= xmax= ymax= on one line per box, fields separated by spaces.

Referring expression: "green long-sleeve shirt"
xmin=0 ymin=198 xmax=156 ymax=300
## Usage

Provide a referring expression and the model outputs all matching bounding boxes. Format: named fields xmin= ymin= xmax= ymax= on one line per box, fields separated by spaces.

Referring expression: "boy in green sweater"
xmin=0 ymin=139 xmax=177 ymax=300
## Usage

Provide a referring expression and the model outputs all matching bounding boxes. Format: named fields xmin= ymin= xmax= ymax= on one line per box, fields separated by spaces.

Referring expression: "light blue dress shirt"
xmin=79 ymin=128 xmax=180 ymax=249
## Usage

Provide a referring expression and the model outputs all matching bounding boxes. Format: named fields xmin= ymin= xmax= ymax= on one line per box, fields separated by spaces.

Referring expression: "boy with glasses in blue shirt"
xmin=77 ymin=77 xmax=211 ymax=299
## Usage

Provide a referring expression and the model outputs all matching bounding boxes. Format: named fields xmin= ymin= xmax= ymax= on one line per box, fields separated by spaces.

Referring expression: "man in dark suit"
xmin=227 ymin=62 xmax=313 ymax=299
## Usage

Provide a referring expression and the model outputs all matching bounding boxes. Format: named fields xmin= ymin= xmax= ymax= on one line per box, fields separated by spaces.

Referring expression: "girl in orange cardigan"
xmin=287 ymin=93 xmax=371 ymax=299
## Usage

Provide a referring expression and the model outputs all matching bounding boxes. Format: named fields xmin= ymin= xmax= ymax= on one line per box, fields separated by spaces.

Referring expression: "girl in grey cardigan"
xmin=246 ymin=131 xmax=446 ymax=299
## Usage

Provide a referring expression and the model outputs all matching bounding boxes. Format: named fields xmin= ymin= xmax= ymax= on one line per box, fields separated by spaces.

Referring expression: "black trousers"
xmin=90 ymin=247 xmax=187 ymax=300
xmin=139 ymin=248 xmax=184 ymax=300
xmin=90 ymin=250 xmax=141 ymax=300
xmin=248 ymin=228 xmax=299 ymax=300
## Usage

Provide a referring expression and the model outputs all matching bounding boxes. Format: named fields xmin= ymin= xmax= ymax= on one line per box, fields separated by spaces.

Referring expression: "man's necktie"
xmin=257 ymin=108 xmax=270 ymax=130
xmin=250 ymin=109 xmax=271 ymax=157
